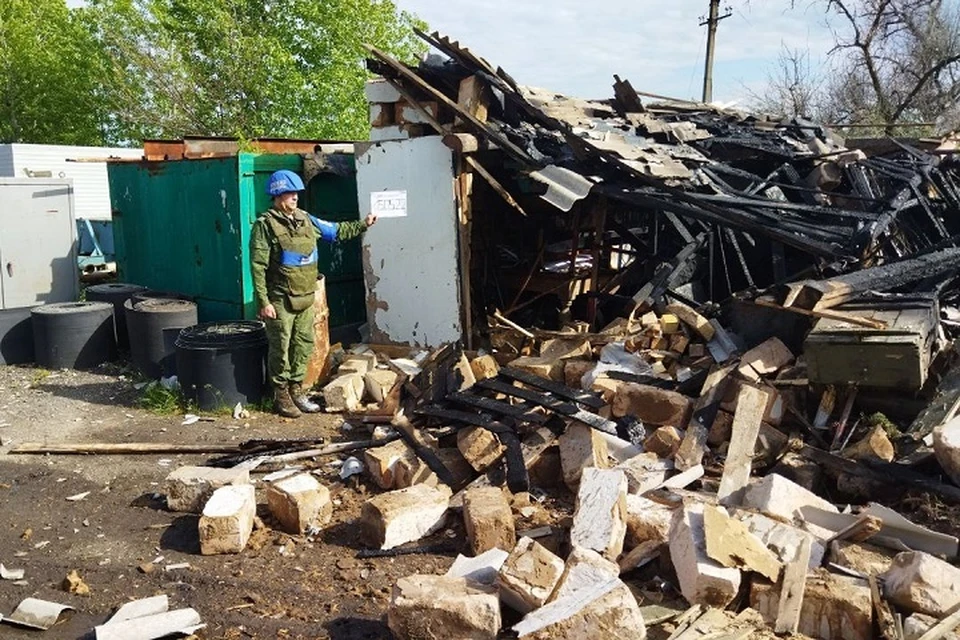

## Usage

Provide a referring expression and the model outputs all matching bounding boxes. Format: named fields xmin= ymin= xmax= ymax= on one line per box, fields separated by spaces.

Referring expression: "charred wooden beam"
xmin=475 ymin=378 xmax=618 ymax=435
xmin=446 ymin=391 xmax=550 ymax=424
xmin=781 ymin=248 xmax=960 ymax=311
xmin=414 ymin=406 xmax=496 ymax=427
xmin=798 ymin=445 xmax=960 ymax=505
xmin=498 ymin=366 xmax=605 ymax=409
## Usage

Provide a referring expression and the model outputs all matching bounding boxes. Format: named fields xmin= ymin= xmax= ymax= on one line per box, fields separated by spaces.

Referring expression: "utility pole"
xmin=699 ymin=0 xmax=733 ymax=103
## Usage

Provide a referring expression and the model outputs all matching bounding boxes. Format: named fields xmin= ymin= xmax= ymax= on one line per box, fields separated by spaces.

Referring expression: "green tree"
xmin=85 ymin=0 xmax=426 ymax=142
xmin=0 ymin=0 xmax=109 ymax=144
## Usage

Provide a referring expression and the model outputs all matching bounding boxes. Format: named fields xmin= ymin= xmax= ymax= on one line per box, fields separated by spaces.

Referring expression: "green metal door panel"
xmin=111 ymin=152 xmax=362 ymax=328
xmin=303 ymin=168 xmax=365 ymax=328
xmin=110 ymin=158 xmax=245 ymax=320
xmin=237 ymin=153 xmax=303 ymax=319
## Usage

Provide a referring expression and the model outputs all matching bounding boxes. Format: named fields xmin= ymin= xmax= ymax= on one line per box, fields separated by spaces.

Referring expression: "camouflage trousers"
xmin=264 ymin=296 xmax=315 ymax=388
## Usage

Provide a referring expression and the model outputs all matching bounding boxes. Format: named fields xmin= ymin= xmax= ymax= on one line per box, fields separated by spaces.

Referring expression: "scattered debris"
xmin=62 ymin=569 xmax=91 ymax=595
xmin=164 ymin=465 xmax=250 ymax=513
xmin=94 ymin=594 xmax=204 ymax=640
xmin=198 ymin=484 xmax=256 ymax=555
xmin=0 ymin=564 xmax=24 ymax=580
xmin=1 ymin=598 xmax=74 ymax=631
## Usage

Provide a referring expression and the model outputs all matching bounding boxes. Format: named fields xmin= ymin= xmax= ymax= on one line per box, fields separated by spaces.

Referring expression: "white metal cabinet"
xmin=356 ymin=137 xmax=461 ymax=347
xmin=0 ymin=178 xmax=79 ymax=308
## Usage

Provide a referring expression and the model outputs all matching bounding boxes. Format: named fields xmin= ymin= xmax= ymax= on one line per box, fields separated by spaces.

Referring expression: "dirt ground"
xmin=0 ymin=363 xmax=460 ymax=640
xmin=4 ymin=362 xmax=960 ymax=640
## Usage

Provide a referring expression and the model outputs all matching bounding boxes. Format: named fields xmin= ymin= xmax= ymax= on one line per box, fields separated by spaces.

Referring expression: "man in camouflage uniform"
xmin=251 ymin=169 xmax=376 ymax=418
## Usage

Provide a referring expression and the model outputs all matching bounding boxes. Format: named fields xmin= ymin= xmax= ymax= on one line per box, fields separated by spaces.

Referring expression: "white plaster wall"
xmin=0 ymin=144 xmax=143 ymax=221
xmin=356 ymin=136 xmax=461 ymax=347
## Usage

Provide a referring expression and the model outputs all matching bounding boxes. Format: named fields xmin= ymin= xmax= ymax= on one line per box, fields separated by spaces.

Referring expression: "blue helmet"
xmin=266 ymin=170 xmax=305 ymax=196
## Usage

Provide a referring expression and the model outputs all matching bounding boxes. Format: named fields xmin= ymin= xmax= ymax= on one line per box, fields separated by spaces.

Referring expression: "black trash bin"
xmin=125 ymin=298 xmax=198 ymax=379
xmin=85 ymin=282 xmax=147 ymax=350
xmin=175 ymin=321 xmax=267 ymax=411
xmin=32 ymin=302 xmax=116 ymax=369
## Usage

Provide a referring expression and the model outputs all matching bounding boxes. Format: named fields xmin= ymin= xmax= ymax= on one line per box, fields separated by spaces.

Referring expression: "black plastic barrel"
xmin=0 ymin=307 xmax=35 ymax=365
xmin=31 ymin=302 xmax=116 ymax=369
xmin=176 ymin=321 xmax=267 ymax=411
xmin=85 ymin=283 xmax=147 ymax=350
xmin=132 ymin=290 xmax=193 ymax=304
xmin=125 ymin=298 xmax=198 ymax=379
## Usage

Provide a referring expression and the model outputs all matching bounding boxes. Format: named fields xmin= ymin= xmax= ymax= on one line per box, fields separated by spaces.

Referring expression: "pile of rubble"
xmin=307 ymin=326 xmax=958 ymax=640
xmin=137 ymin=318 xmax=960 ymax=639
xmin=80 ymin=29 xmax=960 ymax=640
xmin=305 ymin=31 xmax=960 ymax=636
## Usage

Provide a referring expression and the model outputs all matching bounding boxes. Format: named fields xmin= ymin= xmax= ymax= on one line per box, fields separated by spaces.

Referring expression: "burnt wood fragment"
xmin=498 ymin=366 xmax=605 ymax=409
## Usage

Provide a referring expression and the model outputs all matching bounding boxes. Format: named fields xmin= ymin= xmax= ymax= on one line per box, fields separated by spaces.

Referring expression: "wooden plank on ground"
xmin=870 ymin=574 xmax=901 ymax=640
xmin=446 ymin=392 xmax=549 ymax=424
xmin=717 ymin=384 xmax=770 ymax=506
xmin=774 ymin=536 xmax=812 ymax=635
xmin=798 ymin=444 xmax=960 ymax=506
xmin=917 ymin=601 xmax=960 ymax=640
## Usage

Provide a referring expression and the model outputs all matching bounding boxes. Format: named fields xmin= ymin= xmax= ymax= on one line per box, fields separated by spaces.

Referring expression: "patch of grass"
xmin=30 ymin=369 xmax=52 ymax=387
xmin=863 ymin=411 xmax=902 ymax=439
xmin=137 ymin=382 xmax=183 ymax=415
xmin=248 ymin=393 xmax=275 ymax=414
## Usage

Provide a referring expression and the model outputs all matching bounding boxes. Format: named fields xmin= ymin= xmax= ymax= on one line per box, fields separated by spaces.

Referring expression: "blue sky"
xmin=65 ymin=0 xmax=842 ymax=106
xmin=395 ymin=0 xmax=840 ymax=105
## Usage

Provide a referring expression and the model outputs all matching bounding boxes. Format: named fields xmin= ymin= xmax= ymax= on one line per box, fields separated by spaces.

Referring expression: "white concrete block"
xmin=388 ymin=574 xmax=500 ymax=640
xmin=463 ymin=486 xmax=515 ymax=555
xmin=497 ymin=536 xmax=565 ymax=614
xmin=457 ymin=426 xmax=505 ymax=472
xmin=361 ymin=484 xmax=451 ymax=550
xmin=570 ymin=468 xmax=628 ymax=561
xmin=513 ymin=577 xmax=647 ymax=640
xmin=624 ymin=494 xmax=676 ymax=546
xmin=364 ymin=369 xmax=398 ymax=404
xmin=549 ymin=546 xmax=620 ymax=603
xmin=615 ymin=453 xmax=672 ymax=494
xmin=904 ymin=613 xmax=960 ymax=640
xmin=559 ymin=423 xmax=609 ymax=489
xmin=751 ymin=570 xmax=872 ymax=640
xmin=322 ymin=373 xmax=364 ymax=412
xmin=669 ymin=502 xmax=741 ymax=607
xmin=265 ymin=473 xmax=331 ymax=534
xmin=736 ymin=511 xmax=826 ymax=570
xmin=934 ymin=416 xmax=960 ymax=486
xmin=882 ymin=551 xmax=960 ymax=616
xmin=447 ymin=548 xmax=510 ymax=586
xmin=364 ymin=438 xmax=416 ymax=489
xmin=742 ymin=473 xmax=838 ymax=522
xmin=198 ymin=484 xmax=255 ymax=555
xmin=164 ymin=465 xmax=250 ymax=513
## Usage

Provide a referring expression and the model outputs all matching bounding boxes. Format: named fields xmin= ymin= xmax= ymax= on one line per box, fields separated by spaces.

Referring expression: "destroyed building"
xmin=330 ymin=30 xmax=960 ymax=639
xmin=7 ymin=27 xmax=960 ymax=640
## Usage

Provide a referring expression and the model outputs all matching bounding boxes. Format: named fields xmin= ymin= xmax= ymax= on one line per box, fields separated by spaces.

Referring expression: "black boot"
xmin=289 ymin=382 xmax=321 ymax=413
xmin=274 ymin=385 xmax=301 ymax=419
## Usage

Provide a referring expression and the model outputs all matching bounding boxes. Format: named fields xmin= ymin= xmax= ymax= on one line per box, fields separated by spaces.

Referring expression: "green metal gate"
xmin=110 ymin=152 xmax=365 ymax=328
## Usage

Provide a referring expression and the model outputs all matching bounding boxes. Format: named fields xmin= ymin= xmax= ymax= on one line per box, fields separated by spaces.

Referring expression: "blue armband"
xmin=308 ymin=214 xmax=338 ymax=243
xmin=280 ymin=247 xmax=318 ymax=266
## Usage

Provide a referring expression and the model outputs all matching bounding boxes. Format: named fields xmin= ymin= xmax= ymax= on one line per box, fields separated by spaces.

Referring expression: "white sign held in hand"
xmin=370 ymin=190 xmax=407 ymax=218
